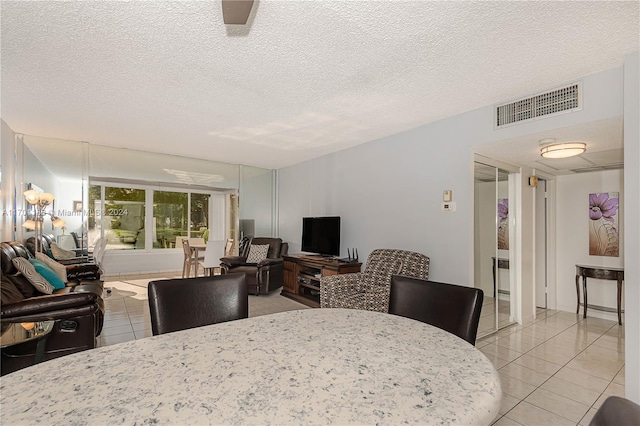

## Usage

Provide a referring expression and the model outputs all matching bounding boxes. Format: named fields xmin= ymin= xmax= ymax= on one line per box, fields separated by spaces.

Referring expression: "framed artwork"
xmin=497 ymin=198 xmax=509 ymax=250
xmin=589 ymin=192 xmax=619 ymax=257
xmin=73 ymin=201 xmax=83 ymax=212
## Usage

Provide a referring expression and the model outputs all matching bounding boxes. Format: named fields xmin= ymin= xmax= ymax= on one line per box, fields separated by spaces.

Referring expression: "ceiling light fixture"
xmin=540 ymin=139 xmax=586 ymax=159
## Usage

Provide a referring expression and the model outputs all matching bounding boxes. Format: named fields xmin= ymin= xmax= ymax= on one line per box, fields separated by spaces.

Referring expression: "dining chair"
xmin=174 ymin=236 xmax=187 ymax=249
xmin=202 ymin=240 xmax=226 ymax=276
xmin=92 ymin=237 xmax=107 ymax=275
xmin=224 ymin=238 xmax=235 ymax=256
xmin=589 ymin=396 xmax=640 ymax=426
xmin=147 ymin=274 xmax=248 ymax=335
xmin=181 ymin=238 xmax=199 ymax=278
xmin=388 ymin=275 xmax=484 ymax=345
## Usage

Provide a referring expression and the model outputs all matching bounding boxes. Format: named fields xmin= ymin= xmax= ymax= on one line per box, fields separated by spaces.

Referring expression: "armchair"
xmin=320 ymin=248 xmax=430 ymax=312
xmin=220 ymin=237 xmax=288 ymax=295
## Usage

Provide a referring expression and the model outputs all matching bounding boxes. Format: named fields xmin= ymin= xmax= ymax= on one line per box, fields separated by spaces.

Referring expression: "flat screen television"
xmin=301 ymin=216 xmax=341 ymax=257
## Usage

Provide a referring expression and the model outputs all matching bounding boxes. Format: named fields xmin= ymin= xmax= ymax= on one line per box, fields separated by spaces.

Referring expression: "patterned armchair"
xmin=320 ymin=249 xmax=430 ymax=312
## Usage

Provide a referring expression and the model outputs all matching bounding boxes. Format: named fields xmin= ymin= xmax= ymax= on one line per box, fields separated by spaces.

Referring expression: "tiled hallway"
xmin=99 ymin=273 xmax=625 ymax=426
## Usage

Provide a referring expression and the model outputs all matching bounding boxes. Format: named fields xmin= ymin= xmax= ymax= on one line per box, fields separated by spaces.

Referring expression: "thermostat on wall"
xmin=441 ymin=202 xmax=456 ymax=212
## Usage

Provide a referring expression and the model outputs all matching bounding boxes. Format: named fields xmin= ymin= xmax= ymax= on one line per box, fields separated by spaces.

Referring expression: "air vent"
xmin=495 ymin=82 xmax=582 ymax=128
xmin=570 ymin=163 xmax=624 ymax=173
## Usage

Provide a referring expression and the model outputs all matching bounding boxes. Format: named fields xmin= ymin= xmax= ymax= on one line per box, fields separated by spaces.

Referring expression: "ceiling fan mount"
xmin=222 ymin=0 xmax=255 ymax=25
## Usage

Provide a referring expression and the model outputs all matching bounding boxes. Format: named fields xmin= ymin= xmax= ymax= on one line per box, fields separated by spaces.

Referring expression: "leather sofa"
xmin=25 ymin=234 xmax=101 ymax=281
xmin=220 ymin=237 xmax=288 ymax=295
xmin=1 ymin=241 xmax=104 ymax=376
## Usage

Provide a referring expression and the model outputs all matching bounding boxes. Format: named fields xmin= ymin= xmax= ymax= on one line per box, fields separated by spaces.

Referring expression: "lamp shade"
xmin=23 ymin=190 xmax=55 ymax=205
xmin=51 ymin=217 xmax=66 ymax=228
xmin=22 ymin=219 xmax=37 ymax=230
xmin=40 ymin=193 xmax=55 ymax=204
xmin=23 ymin=189 xmax=40 ymax=205
xmin=540 ymin=142 xmax=586 ymax=159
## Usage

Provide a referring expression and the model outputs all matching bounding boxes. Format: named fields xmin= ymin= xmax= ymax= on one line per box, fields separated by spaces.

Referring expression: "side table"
xmin=575 ymin=264 xmax=624 ymax=325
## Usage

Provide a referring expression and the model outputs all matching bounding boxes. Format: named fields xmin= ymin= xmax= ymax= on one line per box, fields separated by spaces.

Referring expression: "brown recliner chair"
xmin=25 ymin=235 xmax=101 ymax=281
xmin=220 ymin=237 xmax=288 ymax=295
xmin=1 ymin=241 xmax=104 ymax=376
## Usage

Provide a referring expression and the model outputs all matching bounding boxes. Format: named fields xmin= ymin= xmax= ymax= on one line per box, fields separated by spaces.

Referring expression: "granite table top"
xmin=0 ymin=308 xmax=501 ymax=425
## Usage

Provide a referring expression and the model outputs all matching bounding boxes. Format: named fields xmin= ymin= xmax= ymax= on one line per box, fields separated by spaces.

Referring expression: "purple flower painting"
xmin=589 ymin=192 xmax=619 ymax=257
xmin=497 ymin=198 xmax=509 ymax=250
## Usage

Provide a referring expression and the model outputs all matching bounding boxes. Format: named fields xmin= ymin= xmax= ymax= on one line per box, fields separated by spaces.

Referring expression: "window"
xmin=88 ymin=185 xmax=145 ymax=250
xmin=90 ymin=183 xmax=213 ymax=250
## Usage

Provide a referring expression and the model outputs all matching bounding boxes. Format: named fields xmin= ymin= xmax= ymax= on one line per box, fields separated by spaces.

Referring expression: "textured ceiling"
xmin=1 ymin=1 xmax=638 ymax=170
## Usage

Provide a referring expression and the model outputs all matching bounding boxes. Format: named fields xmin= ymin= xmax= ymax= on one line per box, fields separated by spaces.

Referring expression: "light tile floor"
xmin=98 ymin=273 xmax=624 ymax=426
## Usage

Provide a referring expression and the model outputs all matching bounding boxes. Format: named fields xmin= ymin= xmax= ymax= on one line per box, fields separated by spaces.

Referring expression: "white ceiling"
xmin=1 ymin=1 xmax=638 ymax=171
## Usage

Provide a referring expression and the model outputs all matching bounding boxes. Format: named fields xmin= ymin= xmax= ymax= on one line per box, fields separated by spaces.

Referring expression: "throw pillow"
xmin=11 ymin=257 xmax=55 ymax=294
xmin=28 ymin=258 xmax=66 ymax=290
xmin=246 ymin=244 xmax=269 ymax=263
xmin=36 ymin=252 xmax=68 ymax=283
xmin=50 ymin=242 xmax=76 ymax=260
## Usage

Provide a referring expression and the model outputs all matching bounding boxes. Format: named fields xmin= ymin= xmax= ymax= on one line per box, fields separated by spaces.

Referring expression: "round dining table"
xmin=0 ymin=308 xmax=501 ymax=425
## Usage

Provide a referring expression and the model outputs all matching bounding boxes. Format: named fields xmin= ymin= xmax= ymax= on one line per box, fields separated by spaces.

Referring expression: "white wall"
xmin=1 ymin=119 xmax=16 ymax=241
xmin=623 ymin=51 xmax=639 ymax=403
xmin=56 ymin=179 xmax=84 ymax=235
xmin=240 ymin=167 xmax=274 ymax=237
xmin=555 ymin=170 xmax=624 ymax=319
xmin=279 ymin=66 xmax=625 ymax=287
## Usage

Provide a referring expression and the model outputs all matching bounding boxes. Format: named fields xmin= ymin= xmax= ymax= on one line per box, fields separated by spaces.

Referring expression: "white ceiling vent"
xmin=495 ymin=82 xmax=582 ymax=128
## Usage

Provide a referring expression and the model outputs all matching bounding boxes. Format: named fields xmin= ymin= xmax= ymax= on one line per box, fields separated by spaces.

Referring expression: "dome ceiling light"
xmin=540 ymin=138 xmax=586 ymax=159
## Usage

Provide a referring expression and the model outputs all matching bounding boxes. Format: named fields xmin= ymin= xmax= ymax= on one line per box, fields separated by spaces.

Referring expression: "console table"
xmin=575 ymin=264 xmax=624 ymax=325
xmin=283 ymin=254 xmax=361 ymax=307
xmin=492 ymin=256 xmax=509 ymax=299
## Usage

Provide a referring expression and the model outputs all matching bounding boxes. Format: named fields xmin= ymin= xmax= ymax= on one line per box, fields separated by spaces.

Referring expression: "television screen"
xmin=301 ymin=216 xmax=340 ymax=256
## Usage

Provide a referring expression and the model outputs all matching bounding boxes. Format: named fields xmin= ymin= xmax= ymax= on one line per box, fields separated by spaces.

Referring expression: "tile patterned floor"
xmin=98 ymin=272 xmax=624 ymax=426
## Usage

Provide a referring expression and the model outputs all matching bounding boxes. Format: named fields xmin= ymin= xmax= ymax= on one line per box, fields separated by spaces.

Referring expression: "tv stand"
xmin=282 ymin=254 xmax=362 ymax=307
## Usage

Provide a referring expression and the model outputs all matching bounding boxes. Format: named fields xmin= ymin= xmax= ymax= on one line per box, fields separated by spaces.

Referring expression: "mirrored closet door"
xmin=474 ymin=160 xmax=516 ymax=336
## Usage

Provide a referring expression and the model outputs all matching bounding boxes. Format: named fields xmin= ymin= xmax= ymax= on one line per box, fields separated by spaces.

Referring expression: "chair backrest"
xmin=181 ymin=238 xmax=192 ymax=258
xmin=389 ymin=275 xmax=483 ymax=345
xmin=148 ymin=274 xmax=248 ymax=335
xmin=202 ymin=240 xmax=226 ymax=268
xmin=245 ymin=237 xmax=283 ymax=259
xmin=93 ymin=237 xmax=107 ymax=265
xmin=362 ymin=249 xmax=430 ymax=289
xmin=175 ymin=236 xmax=187 ymax=249
xmin=589 ymin=396 xmax=640 ymax=426
xmin=71 ymin=231 xmax=81 ymax=248
xmin=224 ymin=238 xmax=234 ymax=256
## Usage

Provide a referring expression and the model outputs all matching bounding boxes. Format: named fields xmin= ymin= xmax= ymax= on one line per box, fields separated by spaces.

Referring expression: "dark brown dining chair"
xmin=148 ymin=274 xmax=248 ymax=336
xmin=389 ymin=275 xmax=483 ymax=345
xmin=589 ymin=396 xmax=640 ymax=426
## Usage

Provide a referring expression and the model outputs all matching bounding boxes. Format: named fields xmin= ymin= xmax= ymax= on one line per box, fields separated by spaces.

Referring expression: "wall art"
xmin=589 ymin=192 xmax=619 ymax=257
xmin=497 ymin=198 xmax=509 ymax=250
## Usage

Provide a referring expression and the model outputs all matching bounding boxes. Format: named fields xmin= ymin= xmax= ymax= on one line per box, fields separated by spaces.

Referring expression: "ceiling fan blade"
xmin=222 ymin=0 xmax=255 ymax=25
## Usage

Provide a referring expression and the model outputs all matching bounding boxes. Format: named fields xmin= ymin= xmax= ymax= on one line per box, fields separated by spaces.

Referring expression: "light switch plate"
xmin=443 ymin=190 xmax=453 ymax=202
